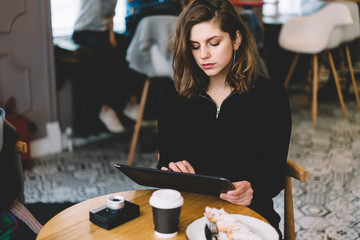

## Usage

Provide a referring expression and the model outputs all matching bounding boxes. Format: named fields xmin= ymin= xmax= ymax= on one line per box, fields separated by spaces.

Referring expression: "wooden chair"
xmin=285 ymin=159 xmax=309 ymax=240
xmin=3 ymin=118 xmax=29 ymax=165
xmin=126 ymin=15 xmax=177 ymax=165
xmin=338 ymin=1 xmax=360 ymax=111
xmin=10 ymin=141 xmax=43 ymax=234
xmin=14 ymin=141 xmax=27 ymax=154
xmin=278 ymin=3 xmax=353 ymax=128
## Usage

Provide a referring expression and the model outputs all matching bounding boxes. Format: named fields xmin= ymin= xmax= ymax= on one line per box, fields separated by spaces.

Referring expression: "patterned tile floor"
xmin=24 ymin=79 xmax=360 ymax=239
xmin=274 ymin=90 xmax=360 ymax=240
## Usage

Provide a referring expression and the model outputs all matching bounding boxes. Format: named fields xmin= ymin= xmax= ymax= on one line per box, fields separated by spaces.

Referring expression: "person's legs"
xmin=87 ymin=32 xmax=146 ymax=129
xmin=98 ymin=104 xmax=125 ymax=133
xmin=72 ymin=30 xmax=112 ymax=48
xmin=110 ymin=33 xmax=147 ymax=122
xmin=97 ymin=46 xmax=129 ymax=133
xmin=122 ymin=68 xmax=147 ymax=121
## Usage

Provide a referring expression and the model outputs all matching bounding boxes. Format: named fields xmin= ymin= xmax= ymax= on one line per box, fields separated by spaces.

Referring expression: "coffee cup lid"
xmin=149 ymin=189 xmax=184 ymax=209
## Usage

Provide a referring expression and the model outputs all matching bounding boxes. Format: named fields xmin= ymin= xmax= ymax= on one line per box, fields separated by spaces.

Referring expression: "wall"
xmin=0 ymin=0 xmax=60 ymax=157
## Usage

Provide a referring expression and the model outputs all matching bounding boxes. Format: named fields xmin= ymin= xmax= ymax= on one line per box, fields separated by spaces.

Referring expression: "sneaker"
xmin=99 ymin=105 xmax=125 ymax=133
xmin=123 ymin=103 xmax=139 ymax=121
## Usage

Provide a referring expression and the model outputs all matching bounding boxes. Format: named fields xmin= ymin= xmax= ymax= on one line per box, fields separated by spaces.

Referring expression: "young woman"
xmin=157 ymin=0 xmax=292 ymax=236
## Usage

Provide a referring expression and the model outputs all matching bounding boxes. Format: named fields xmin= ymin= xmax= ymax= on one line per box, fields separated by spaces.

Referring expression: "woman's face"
xmin=189 ymin=20 xmax=240 ymax=82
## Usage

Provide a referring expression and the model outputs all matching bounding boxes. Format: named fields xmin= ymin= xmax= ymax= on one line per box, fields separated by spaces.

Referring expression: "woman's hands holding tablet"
xmin=161 ymin=160 xmax=196 ymax=174
xmin=220 ymin=181 xmax=253 ymax=206
xmin=160 ymin=161 xmax=252 ymax=206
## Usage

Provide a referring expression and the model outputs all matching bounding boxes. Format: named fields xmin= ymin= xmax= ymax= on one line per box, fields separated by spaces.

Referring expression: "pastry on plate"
xmin=204 ymin=207 xmax=262 ymax=240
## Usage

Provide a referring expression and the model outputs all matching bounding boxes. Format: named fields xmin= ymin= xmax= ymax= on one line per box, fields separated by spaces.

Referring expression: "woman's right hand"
xmin=161 ymin=160 xmax=196 ymax=174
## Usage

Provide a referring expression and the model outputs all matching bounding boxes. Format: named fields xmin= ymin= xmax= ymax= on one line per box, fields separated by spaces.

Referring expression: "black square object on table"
xmin=89 ymin=201 xmax=140 ymax=230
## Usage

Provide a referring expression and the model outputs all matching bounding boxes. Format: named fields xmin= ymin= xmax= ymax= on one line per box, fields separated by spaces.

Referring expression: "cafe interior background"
xmin=1 ymin=0 xmax=360 ymax=239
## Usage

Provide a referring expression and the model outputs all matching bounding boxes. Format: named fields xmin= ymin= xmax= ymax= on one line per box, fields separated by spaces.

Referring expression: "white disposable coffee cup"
xmin=149 ymin=189 xmax=184 ymax=238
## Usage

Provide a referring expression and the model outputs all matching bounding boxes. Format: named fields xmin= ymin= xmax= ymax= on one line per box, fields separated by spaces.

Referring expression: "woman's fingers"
xmin=168 ymin=162 xmax=181 ymax=172
xmin=182 ymin=160 xmax=196 ymax=174
xmin=220 ymin=181 xmax=253 ymax=206
xmin=168 ymin=160 xmax=195 ymax=174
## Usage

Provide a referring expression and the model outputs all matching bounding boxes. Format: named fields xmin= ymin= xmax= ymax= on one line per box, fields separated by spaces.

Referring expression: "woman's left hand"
xmin=219 ymin=181 xmax=253 ymax=206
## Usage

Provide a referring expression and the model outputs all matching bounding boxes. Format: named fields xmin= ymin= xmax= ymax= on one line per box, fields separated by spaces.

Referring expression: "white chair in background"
xmin=278 ymin=2 xmax=353 ymax=128
xmin=337 ymin=1 xmax=360 ymax=111
xmin=125 ymin=15 xmax=177 ymax=165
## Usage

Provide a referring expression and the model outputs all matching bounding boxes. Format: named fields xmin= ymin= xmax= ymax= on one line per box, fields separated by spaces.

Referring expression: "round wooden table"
xmin=36 ymin=189 xmax=268 ymax=240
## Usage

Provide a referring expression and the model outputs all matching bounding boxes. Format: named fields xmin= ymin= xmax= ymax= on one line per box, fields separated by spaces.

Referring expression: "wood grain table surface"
xmin=36 ymin=189 xmax=269 ymax=240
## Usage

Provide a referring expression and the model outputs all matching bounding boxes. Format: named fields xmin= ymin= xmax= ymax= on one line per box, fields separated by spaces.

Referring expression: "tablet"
xmin=114 ymin=164 xmax=235 ymax=196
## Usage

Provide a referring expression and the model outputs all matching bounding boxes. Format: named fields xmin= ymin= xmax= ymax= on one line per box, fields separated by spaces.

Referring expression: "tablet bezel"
xmin=114 ymin=163 xmax=235 ymax=196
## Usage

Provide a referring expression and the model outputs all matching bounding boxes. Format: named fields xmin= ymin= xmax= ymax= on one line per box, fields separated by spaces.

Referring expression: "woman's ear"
xmin=233 ymin=30 xmax=242 ymax=50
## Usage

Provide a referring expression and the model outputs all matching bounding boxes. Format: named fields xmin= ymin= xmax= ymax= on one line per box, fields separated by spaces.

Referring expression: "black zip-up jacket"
xmin=157 ymin=76 xmax=292 ymax=235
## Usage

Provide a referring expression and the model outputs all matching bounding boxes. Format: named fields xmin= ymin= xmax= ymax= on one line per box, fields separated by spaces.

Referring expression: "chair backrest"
xmin=278 ymin=2 xmax=353 ymax=54
xmin=126 ymin=15 xmax=177 ymax=79
xmin=328 ymin=1 xmax=359 ymax=49
xmin=340 ymin=1 xmax=360 ymax=42
xmin=284 ymin=159 xmax=309 ymax=240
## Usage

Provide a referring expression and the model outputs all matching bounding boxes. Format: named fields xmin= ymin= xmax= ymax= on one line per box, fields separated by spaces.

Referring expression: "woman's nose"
xmin=200 ymin=47 xmax=210 ymax=59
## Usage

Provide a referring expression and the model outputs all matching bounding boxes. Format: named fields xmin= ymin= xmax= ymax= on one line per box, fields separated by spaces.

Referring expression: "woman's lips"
xmin=202 ymin=63 xmax=215 ymax=70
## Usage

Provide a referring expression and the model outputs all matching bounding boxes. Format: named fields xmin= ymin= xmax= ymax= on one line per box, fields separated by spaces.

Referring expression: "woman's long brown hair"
xmin=170 ymin=0 xmax=258 ymax=99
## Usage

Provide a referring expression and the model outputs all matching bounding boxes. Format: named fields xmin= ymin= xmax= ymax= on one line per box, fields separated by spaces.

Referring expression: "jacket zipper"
xmin=199 ymin=91 xmax=236 ymax=119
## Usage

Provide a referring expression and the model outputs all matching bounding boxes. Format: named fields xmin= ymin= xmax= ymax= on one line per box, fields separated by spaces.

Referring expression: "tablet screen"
xmin=114 ymin=163 xmax=235 ymax=196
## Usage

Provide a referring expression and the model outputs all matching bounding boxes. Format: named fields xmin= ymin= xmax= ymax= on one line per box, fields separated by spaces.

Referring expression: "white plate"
xmin=186 ymin=215 xmax=279 ymax=240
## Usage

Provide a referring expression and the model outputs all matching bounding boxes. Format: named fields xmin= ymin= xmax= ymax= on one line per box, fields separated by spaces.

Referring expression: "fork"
xmin=208 ymin=221 xmax=218 ymax=239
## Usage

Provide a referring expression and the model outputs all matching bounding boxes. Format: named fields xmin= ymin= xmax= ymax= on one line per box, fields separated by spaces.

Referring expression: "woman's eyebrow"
xmin=189 ymin=35 xmax=222 ymax=43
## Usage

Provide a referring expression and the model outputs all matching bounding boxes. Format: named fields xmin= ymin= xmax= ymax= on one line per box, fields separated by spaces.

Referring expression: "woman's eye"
xmin=210 ymin=42 xmax=220 ymax=47
xmin=191 ymin=45 xmax=200 ymax=50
